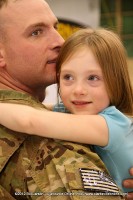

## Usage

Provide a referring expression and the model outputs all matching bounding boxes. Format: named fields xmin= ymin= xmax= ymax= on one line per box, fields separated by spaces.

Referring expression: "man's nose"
xmin=51 ymin=30 xmax=64 ymax=51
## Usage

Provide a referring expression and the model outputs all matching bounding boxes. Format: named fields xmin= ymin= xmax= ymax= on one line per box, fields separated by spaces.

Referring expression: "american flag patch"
xmin=79 ymin=168 xmax=119 ymax=193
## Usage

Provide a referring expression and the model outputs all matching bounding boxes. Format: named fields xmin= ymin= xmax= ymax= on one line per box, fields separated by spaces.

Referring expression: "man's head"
xmin=0 ymin=0 xmax=64 ymax=101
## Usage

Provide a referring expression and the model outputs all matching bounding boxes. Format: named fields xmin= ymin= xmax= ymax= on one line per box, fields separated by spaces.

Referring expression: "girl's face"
xmin=59 ymin=47 xmax=110 ymax=115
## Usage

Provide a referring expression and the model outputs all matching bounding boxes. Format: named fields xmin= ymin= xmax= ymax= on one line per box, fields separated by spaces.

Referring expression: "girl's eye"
xmin=31 ymin=29 xmax=43 ymax=36
xmin=88 ymin=75 xmax=99 ymax=81
xmin=63 ymin=74 xmax=73 ymax=81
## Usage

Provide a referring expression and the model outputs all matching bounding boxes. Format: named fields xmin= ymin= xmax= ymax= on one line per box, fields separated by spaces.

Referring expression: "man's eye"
xmin=88 ymin=75 xmax=98 ymax=81
xmin=31 ymin=29 xmax=43 ymax=36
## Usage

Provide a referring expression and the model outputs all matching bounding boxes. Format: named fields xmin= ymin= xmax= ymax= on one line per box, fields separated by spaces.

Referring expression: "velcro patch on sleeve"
xmin=79 ymin=168 xmax=119 ymax=194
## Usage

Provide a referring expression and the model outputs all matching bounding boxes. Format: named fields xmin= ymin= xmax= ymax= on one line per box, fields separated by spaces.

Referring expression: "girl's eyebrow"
xmin=61 ymin=69 xmax=101 ymax=73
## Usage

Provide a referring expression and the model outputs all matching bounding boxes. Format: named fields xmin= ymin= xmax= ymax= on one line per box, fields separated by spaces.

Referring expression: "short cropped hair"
xmin=0 ymin=0 xmax=8 ymax=8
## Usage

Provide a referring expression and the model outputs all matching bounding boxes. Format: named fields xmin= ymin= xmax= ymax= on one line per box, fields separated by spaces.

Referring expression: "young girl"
xmin=0 ymin=28 xmax=133 ymax=193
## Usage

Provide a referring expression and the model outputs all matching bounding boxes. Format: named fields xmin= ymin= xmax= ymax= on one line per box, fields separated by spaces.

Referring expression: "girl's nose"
xmin=73 ymin=84 xmax=88 ymax=96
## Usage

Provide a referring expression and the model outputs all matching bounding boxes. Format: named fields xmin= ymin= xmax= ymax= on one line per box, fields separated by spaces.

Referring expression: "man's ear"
xmin=0 ymin=44 xmax=6 ymax=67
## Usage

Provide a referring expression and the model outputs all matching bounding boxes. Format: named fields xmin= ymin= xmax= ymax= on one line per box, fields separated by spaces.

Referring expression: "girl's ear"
xmin=0 ymin=45 xmax=5 ymax=67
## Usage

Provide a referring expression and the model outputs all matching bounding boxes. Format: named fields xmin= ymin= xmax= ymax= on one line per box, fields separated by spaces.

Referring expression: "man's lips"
xmin=47 ymin=59 xmax=57 ymax=64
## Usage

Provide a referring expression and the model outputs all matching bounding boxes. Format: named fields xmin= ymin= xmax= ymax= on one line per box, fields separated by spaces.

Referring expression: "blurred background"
xmin=44 ymin=0 xmax=133 ymax=104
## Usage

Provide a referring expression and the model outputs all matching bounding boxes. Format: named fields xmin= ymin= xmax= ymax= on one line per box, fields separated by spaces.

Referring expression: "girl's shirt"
xmin=95 ymin=106 xmax=133 ymax=192
xmin=53 ymin=103 xmax=133 ymax=192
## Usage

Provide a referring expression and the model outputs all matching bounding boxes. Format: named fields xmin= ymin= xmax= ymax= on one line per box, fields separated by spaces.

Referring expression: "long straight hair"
xmin=56 ymin=28 xmax=133 ymax=115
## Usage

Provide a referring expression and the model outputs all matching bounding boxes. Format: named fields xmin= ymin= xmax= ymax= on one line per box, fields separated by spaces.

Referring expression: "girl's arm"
xmin=0 ymin=103 xmax=108 ymax=146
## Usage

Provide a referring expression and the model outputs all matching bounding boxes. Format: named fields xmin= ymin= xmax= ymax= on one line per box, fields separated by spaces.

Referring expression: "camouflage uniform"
xmin=0 ymin=90 xmax=125 ymax=200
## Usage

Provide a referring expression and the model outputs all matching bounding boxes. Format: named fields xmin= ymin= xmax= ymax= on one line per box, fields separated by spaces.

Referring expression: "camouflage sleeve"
xmin=0 ymin=126 xmax=27 ymax=173
xmin=0 ymin=185 xmax=16 ymax=200
xmin=24 ymin=137 xmax=125 ymax=200
xmin=0 ymin=126 xmax=27 ymax=200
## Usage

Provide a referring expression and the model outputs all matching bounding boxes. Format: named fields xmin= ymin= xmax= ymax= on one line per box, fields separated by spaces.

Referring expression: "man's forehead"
xmin=0 ymin=0 xmax=50 ymax=10
xmin=0 ymin=0 xmax=58 ymax=39
xmin=0 ymin=0 xmax=56 ymax=23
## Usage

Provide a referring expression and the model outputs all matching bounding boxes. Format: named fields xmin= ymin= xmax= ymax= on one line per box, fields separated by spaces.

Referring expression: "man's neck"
xmin=0 ymin=76 xmax=46 ymax=102
xmin=0 ymin=68 xmax=46 ymax=102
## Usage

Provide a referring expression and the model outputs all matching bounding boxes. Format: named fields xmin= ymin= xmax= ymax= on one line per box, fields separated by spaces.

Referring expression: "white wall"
xmin=45 ymin=0 xmax=100 ymax=28
xmin=44 ymin=0 xmax=100 ymax=104
xmin=44 ymin=84 xmax=58 ymax=104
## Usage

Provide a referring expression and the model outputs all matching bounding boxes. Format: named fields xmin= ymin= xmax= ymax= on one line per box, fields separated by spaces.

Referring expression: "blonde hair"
xmin=56 ymin=28 xmax=133 ymax=115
